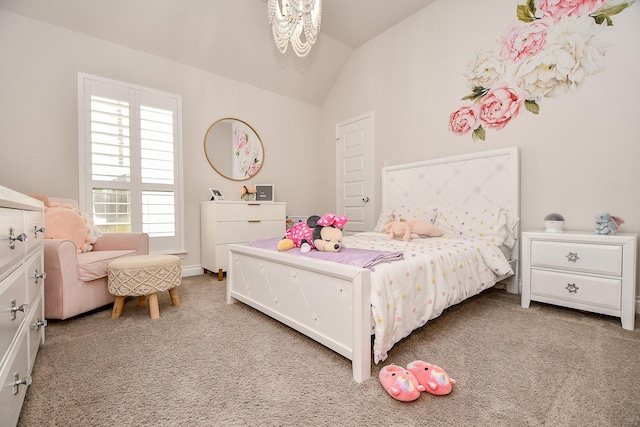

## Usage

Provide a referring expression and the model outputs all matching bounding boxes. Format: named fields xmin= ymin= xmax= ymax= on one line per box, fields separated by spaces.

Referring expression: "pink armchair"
xmin=44 ymin=198 xmax=149 ymax=320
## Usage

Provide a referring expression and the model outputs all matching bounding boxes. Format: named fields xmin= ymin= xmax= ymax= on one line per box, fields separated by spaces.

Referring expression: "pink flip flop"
xmin=379 ymin=364 xmax=425 ymax=402
xmin=406 ymin=360 xmax=456 ymax=395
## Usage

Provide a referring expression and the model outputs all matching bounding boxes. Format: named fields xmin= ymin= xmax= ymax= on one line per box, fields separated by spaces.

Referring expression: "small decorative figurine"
xmin=594 ymin=212 xmax=624 ymax=235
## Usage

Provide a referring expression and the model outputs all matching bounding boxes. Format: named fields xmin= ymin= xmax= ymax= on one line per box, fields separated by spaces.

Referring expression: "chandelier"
xmin=267 ymin=0 xmax=322 ymax=57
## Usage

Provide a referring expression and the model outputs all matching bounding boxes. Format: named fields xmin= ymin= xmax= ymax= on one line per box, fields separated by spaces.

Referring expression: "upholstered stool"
xmin=108 ymin=254 xmax=182 ymax=320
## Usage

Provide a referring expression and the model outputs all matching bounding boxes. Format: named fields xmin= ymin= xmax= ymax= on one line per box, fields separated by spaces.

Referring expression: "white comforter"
xmin=343 ymin=232 xmax=513 ymax=363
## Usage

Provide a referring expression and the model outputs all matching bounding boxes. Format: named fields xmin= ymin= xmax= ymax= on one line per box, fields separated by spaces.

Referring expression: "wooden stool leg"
xmin=137 ymin=296 xmax=146 ymax=307
xmin=169 ymin=287 xmax=180 ymax=306
xmin=148 ymin=293 xmax=160 ymax=319
xmin=217 ymin=269 xmax=223 ymax=281
xmin=111 ymin=296 xmax=125 ymax=319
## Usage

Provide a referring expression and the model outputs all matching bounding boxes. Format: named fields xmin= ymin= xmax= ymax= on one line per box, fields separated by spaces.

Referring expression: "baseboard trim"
xmin=181 ymin=265 xmax=205 ymax=277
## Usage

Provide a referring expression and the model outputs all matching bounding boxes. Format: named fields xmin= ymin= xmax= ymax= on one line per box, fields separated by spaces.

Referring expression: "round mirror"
xmin=204 ymin=118 xmax=264 ymax=181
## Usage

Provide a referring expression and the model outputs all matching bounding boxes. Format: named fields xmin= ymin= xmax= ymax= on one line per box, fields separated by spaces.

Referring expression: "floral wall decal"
xmin=232 ymin=125 xmax=262 ymax=179
xmin=449 ymin=0 xmax=635 ymax=141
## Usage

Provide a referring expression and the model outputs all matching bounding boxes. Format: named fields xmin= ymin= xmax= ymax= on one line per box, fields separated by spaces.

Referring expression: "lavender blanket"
xmin=249 ymin=237 xmax=404 ymax=269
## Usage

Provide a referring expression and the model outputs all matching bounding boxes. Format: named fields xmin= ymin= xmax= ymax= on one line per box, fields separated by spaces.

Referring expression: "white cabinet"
xmin=0 ymin=186 xmax=46 ymax=427
xmin=521 ymin=230 xmax=637 ymax=330
xmin=201 ymin=201 xmax=286 ymax=280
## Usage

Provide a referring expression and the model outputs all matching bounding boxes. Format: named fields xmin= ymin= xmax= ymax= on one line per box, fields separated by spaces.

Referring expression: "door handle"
xmin=362 ymin=197 xmax=370 ymax=202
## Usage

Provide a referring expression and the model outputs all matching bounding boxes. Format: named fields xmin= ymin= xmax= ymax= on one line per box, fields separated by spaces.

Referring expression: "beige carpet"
xmin=18 ymin=274 xmax=640 ymax=427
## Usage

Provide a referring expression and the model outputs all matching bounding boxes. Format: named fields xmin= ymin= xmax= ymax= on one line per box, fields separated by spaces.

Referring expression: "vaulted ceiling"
xmin=0 ymin=0 xmax=436 ymax=105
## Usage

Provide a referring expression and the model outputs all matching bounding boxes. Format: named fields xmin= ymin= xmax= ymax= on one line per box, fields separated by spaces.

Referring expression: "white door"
xmin=336 ymin=112 xmax=375 ymax=235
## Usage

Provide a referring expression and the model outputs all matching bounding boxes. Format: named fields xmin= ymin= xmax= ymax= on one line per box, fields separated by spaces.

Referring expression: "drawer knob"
xmin=13 ymin=372 xmax=32 ymax=395
xmin=33 ymin=223 xmax=46 ymax=238
xmin=566 ymin=283 xmax=579 ymax=293
xmin=566 ymin=252 xmax=579 ymax=262
xmin=33 ymin=269 xmax=47 ymax=284
xmin=35 ymin=318 xmax=48 ymax=330
xmin=10 ymin=298 xmax=28 ymax=321
xmin=8 ymin=227 xmax=27 ymax=249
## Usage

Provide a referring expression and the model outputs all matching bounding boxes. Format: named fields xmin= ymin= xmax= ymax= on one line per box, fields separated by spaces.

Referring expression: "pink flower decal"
xmin=317 ymin=213 xmax=348 ymax=228
xmin=478 ymin=83 xmax=525 ymax=131
xmin=235 ymin=129 xmax=247 ymax=150
xmin=499 ymin=20 xmax=549 ymax=62
xmin=246 ymin=161 xmax=260 ymax=177
xmin=449 ymin=105 xmax=480 ymax=135
xmin=537 ymin=0 xmax=606 ymax=22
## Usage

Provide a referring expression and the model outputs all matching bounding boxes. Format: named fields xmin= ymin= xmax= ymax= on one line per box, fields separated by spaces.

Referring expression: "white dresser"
xmin=0 ymin=186 xmax=46 ymax=426
xmin=201 ymin=201 xmax=286 ymax=280
xmin=521 ymin=230 xmax=638 ymax=330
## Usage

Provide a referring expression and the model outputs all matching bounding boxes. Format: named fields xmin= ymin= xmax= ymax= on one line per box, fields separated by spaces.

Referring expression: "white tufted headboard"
xmin=381 ymin=147 xmax=519 ymax=220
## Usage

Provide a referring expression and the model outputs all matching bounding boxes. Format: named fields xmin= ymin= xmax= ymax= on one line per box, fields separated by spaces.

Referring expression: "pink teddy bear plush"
xmin=384 ymin=220 xmax=444 ymax=241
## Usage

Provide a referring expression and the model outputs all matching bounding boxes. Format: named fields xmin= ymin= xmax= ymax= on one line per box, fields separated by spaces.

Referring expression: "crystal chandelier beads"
xmin=267 ymin=0 xmax=322 ymax=57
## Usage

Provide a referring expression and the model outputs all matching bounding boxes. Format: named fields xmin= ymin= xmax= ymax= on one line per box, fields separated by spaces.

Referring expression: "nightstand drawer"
xmin=531 ymin=240 xmax=621 ymax=276
xmin=530 ymin=269 xmax=621 ymax=310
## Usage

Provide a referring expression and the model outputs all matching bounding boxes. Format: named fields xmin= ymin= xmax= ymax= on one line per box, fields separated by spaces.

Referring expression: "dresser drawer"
xmin=0 ymin=325 xmax=29 ymax=427
xmin=25 ymin=250 xmax=44 ymax=305
xmin=24 ymin=209 xmax=44 ymax=256
xmin=27 ymin=291 xmax=45 ymax=369
xmin=0 ymin=266 xmax=27 ymax=363
xmin=530 ymin=269 xmax=621 ymax=310
xmin=0 ymin=207 xmax=27 ymax=279
xmin=213 ymin=203 xmax=284 ymax=222
xmin=215 ymin=220 xmax=284 ymax=244
xmin=531 ymin=240 xmax=622 ymax=276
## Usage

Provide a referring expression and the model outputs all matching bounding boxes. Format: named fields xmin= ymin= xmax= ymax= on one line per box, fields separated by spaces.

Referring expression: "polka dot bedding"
xmin=343 ymin=231 xmax=512 ymax=364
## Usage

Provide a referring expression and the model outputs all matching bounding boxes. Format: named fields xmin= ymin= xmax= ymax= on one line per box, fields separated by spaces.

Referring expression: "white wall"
xmin=0 ymin=10 xmax=328 ymax=273
xmin=1 ymin=0 xmax=638 ymax=299
xmin=321 ymin=0 xmax=640 ymax=299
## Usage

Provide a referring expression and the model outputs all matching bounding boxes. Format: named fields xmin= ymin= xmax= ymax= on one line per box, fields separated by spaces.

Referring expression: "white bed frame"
xmin=226 ymin=147 xmax=519 ymax=383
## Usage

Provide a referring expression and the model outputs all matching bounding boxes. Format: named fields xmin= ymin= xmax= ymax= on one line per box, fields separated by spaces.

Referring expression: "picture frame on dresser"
xmin=255 ymin=184 xmax=274 ymax=202
xmin=208 ymin=188 xmax=225 ymax=201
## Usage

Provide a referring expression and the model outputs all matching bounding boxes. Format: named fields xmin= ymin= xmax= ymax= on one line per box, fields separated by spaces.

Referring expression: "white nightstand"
xmin=521 ymin=230 xmax=638 ymax=330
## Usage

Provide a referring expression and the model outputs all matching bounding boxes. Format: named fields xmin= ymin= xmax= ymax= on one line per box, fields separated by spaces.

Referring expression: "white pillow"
xmin=435 ymin=207 xmax=519 ymax=248
xmin=389 ymin=205 xmax=439 ymax=224
xmin=373 ymin=208 xmax=395 ymax=232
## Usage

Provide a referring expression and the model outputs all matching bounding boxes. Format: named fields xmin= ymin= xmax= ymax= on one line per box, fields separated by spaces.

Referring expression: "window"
xmin=78 ymin=73 xmax=184 ymax=253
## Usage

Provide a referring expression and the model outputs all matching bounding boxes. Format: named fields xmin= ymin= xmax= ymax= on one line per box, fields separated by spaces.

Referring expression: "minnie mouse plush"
xmin=278 ymin=213 xmax=348 ymax=253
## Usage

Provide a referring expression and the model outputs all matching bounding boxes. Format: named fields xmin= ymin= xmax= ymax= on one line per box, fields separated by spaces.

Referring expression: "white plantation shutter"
xmin=78 ymin=74 xmax=184 ymax=253
xmin=90 ymin=96 xmax=131 ymax=182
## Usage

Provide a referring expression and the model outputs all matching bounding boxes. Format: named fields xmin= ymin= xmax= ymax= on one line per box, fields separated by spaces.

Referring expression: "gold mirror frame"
xmin=204 ymin=118 xmax=264 ymax=181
